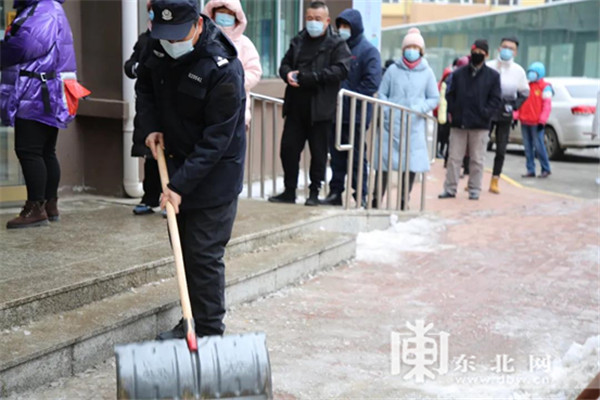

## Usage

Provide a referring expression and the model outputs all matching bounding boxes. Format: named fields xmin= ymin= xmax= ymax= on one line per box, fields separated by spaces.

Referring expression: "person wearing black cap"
xmin=320 ymin=8 xmax=381 ymax=207
xmin=268 ymin=1 xmax=351 ymax=206
xmin=486 ymin=36 xmax=529 ymax=194
xmin=138 ymin=0 xmax=246 ymax=339
xmin=439 ymin=39 xmax=501 ymax=201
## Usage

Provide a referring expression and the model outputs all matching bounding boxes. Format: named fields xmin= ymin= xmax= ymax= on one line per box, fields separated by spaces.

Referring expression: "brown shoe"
xmin=45 ymin=198 xmax=60 ymax=222
xmin=6 ymin=201 xmax=50 ymax=229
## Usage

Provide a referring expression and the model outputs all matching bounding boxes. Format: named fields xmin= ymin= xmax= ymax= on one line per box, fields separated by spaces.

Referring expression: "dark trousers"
xmin=280 ymin=105 xmax=331 ymax=192
xmin=14 ymin=118 xmax=60 ymax=201
xmin=373 ymin=170 xmax=416 ymax=208
xmin=437 ymin=122 xmax=450 ymax=158
xmin=328 ymin=123 xmax=368 ymax=199
xmin=491 ymin=120 xmax=511 ymax=176
xmin=141 ymin=158 xmax=161 ymax=207
xmin=177 ymin=198 xmax=238 ymax=336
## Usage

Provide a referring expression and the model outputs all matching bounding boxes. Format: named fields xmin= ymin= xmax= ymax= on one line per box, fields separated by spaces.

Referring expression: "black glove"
xmin=297 ymin=71 xmax=319 ymax=88
xmin=537 ymin=124 xmax=544 ymax=131
xmin=511 ymin=119 xmax=518 ymax=130
xmin=124 ymin=60 xmax=138 ymax=79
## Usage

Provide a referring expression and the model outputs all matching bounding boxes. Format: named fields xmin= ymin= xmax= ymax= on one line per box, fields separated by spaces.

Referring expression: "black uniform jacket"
xmin=135 ymin=16 xmax=246 ymax=210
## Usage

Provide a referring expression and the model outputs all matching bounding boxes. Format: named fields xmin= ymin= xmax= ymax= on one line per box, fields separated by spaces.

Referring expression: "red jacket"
xmin=517 ymin=79 xmax=552 ymax=125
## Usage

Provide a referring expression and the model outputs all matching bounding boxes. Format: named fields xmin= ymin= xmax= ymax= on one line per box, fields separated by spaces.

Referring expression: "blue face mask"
xmin=338 ymin=28 xmax=351 ymax=41
xmin=215 ymin=12 xmax=235 ymax=28
xmin=160 ymin=26 xmax=198 ymax=59
xmin=306 ymin=20 xmax=324 ymax=38
xmin=527 ymin=71 xmax=538 ymax=82
xmin=404 ymin=48 xmax=421 ymax=63
xmin=499 ymin=48 xmax=514 ymax=61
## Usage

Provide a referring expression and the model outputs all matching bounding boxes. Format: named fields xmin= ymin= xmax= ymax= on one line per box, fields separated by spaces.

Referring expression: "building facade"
xmin=382 ymin=0 xmax=600 ymax=79
xmin=0 ymin=0 xmax=353 ymax=206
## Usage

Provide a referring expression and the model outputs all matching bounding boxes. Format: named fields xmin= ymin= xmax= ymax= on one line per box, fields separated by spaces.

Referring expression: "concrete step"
xmin=0 ymin=200 xmax=356 ymax=331
xmin=0 ymin=230 xmax=356 ymax=396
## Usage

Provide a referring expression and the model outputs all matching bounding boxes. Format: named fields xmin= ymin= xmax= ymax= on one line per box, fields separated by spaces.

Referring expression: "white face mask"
xmin=160 ymin=26 xmax=198 ymax=59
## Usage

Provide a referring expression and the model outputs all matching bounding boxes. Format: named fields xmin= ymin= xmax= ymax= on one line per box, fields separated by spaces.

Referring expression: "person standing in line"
xmin=138 ymin=0 xmax=246 ymax=338
xmin=443 ymin=55 xmax=470 ymax=171
xmin=268 ymin=1 xmax=351 ymax=206
xmin=1 ymin=0 xmax=78 ymax=229
xmin=320 ymin=8 xmax=381 ymax=207
xmin=486 ymin=36 xmax=529 ymax=194
xmin=439 ymin=39 xmax=501 ymax=201
xmin=202 ymin=0 xmax=262 ymax=127
xmin=515 ymin=62 xmax=553 ymax=178
xmin=125 ymin=2 xmax=163 ymax=216
xmin=372 ymin=28 xmax=439 ymax=209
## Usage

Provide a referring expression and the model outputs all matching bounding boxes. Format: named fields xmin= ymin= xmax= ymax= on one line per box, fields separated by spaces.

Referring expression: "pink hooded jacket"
xmin=203 ymin=0 xmax=262 ymax=126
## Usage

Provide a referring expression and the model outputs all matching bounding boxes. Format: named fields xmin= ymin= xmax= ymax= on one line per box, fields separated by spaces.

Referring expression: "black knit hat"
xmin=501 ymin=36 xmax=520 ymax=47
xmin=471 ymin=39 xmax=489 ymax=55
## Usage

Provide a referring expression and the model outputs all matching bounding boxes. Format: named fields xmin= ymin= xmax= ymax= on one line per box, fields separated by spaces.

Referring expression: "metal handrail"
xmin=335 ymin=89 xmax=438 ymax=211
xmin=247 ymin=92 xmax=310 ymax=199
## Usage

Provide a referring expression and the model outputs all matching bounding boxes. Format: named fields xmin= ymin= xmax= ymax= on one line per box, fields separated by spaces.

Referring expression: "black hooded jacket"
xmin=279 ymin=26 xmax=351 ymax=123
xmin=135 ymin=16 xmax=246 ymax=210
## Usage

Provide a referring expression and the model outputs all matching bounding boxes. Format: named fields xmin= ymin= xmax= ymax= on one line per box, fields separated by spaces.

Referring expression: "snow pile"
xmin=356 ymin=215 xmax=448 ymax=263
xmin=535 ymin=335 xmax=600 ymax=398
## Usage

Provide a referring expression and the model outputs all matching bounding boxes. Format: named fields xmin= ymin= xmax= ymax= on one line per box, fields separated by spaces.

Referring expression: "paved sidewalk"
xmin=225 ymin=163 xmax=599 ymax=398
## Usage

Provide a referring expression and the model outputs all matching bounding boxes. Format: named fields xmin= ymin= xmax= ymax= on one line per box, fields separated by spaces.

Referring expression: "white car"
xmin=505 ymin=77 xmax=600 ymax=159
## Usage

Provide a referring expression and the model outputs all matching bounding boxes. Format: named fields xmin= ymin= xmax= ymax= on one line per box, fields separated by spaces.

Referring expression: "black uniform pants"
xmin=14 ymin=118 xmax=60 ymax=201
xmin=280 ymin=104 xmax=331 ymax=192
xmin=491 ymin=120 xmax=511 ymax=176
xmin=141 ymin=157 xmax=161 ymax=207
xmin=177 ymin=198 xmax=238 ymax=336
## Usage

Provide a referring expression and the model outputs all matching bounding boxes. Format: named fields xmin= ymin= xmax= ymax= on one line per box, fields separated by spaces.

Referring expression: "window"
xmin=566 ymin=84 xmax=600 ymax=99
xmin=242 ymin=0 xmax=300 ymax=78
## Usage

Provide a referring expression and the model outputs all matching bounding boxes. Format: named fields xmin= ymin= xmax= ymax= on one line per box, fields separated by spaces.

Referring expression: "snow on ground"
xmin=356 ymin=215 xmax=452 ymax=263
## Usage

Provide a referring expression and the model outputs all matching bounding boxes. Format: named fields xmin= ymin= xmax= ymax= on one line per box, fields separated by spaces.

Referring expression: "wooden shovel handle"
xmin=156 ymin=146 xmax=198 ymax=352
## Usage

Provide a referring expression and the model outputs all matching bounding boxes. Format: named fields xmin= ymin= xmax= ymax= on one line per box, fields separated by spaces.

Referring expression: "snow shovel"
xmin=114 ymin=145 xmax=272 ymax=399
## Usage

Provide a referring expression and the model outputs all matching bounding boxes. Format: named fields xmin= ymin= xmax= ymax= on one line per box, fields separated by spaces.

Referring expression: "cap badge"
xmin=162 ymin=9 xmax=173 ymax=21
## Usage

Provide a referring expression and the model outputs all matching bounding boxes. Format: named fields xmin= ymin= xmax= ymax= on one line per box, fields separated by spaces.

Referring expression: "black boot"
xmin=305 ymin=190 xmax=319 ymax=206
xmin=156 ymin=319 xmax=186 ymax=340
xmin=320 ymin=191 xmax=342 ymax=206
xmin=268 ymin=188 xmax=296 ymax=204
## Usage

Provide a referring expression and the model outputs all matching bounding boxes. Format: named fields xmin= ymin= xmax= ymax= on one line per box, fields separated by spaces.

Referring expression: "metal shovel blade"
xmin=115 ymin=332 xmax=272 ymax=399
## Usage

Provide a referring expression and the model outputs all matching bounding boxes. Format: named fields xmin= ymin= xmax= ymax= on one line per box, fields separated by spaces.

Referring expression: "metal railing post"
xmin=386 ymin=109 xmax=395 ymax=210
xmin=366 ymin=103 xmax=379 ymax=211
xmin=396 ymin=110 xmax=405 ymax=211
xmin=355 ymin=100 xmax=368 ymax=209
xmin=247 ymin=92 xmax=284 ymax=200
xmin=403 ymin=114 xmax=412 ymax=211
xmin=272 ymin=103 xmax=278 ymax=196
xmin=376 ymin=105 xmax=384 ymax=209
xmin=248 ymin=97 xmax=255 ymax=199
xmin=260 ymin=101 xmax=267 ymax=198
xmin=345 ymin=97 xmax=357 ymax=209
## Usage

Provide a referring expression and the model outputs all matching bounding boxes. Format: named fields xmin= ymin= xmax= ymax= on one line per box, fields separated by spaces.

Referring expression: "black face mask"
xmin=471 ymin=52 xmax=485 ymax=66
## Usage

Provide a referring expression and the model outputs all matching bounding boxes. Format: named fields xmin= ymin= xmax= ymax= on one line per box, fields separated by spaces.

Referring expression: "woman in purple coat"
xmin=1 ymin=0 xmax=77 ymax=229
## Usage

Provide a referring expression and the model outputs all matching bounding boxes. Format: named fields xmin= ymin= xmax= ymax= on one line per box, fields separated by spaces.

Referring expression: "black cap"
xmin=151 ymin=0 xmax=199 ymax=41
xmin=471 ymin=39 xmax=489 ymax=54
xmin=501 ymin=36 xmax=519 ymax=47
